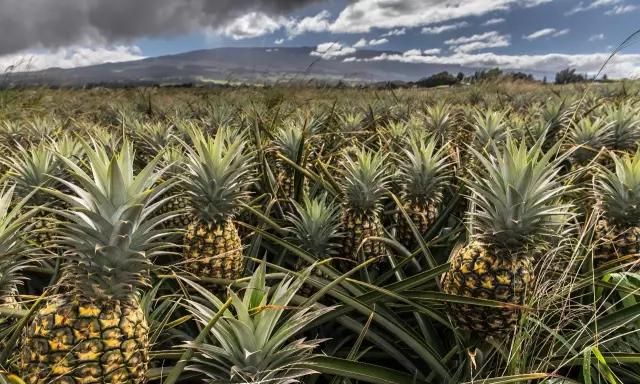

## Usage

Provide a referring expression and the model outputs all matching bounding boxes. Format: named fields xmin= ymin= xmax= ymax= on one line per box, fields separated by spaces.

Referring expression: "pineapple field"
xmin=0 ymin=82 xmax=640 ymax=384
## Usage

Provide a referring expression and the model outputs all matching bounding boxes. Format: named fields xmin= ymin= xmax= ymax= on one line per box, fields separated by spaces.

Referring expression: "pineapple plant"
xmin=20 ymin=140 xmax=173 ymax=384
xmin=442 ymin=138 xmax=570 ymax=336
xmin=337 ymin=147 xmax=390 ymax=269
xmin=423 ymin=102 xmax=456 ymax=145
xmin=183 ymin=262 xmax=331 ymax=383
xmin=539 ymin=98 xmax=571 ymax=150
xmin=130 ymin=121 xmax=176 ymax=169
xmin=271 ymin=122 xmax=309 ymax=203
xmin=568 ymin=117 xmax=614 ymax=166
xmin=593 ymin=150 xmax=640 ymax=268
xmin=286 ymin=194 xmax=342 ymax=295
xmin=181 ymin=127 xmax=255 ymax=281
xmin=396 ymin=136 xmax=451 ymax=248
xmin=3 ymin=141 xmax=65 ymax=251
xmin=602 ymin=101 xmax=640 ymax=153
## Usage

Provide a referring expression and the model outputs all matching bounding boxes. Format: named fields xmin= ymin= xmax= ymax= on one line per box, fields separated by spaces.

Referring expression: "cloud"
xmin=0 ymin=0 xmax=320 ymax=55
xmin=605 ymin=4 xmax=638 ymax=14
xmin=353 ymin=38 xmax=389 ymax=48
xmin=566 ymin=0 xmax=621 ymax=15
xmin=482 ymin=18 xmax=506 ymax=26
xmin=0 ymin=45 xmax=144 ymax=72
xmin=523 ymin=28 xmax=570 ymax=41
xmin=285 ymin=10 xmax=332 ymax=38
xmin=445 ymin=31 xmax=510 ymax=53
xmin=368 ymin=38 xmax=388 ymax=46
xmin=329 ymin=0 xmax=549 ymax=34
xmin=421 ymin=22 xmax=470 ymax=35
xmin=588 ymin=33 xmax=605 ymax=41
xmin=381 ymin=28 xmax=407 ymax=37
xmin=310 ymin=42 xmax=357 ymax=59
xmin=346 ymin=50 xmax=640 ymax=79
xmin=353 ymin=38 xmax=368 ymax=48
xmin=423 ymin=48 xmax=442 ymax=55
xmin=274 ymin=38 xmax=285 ymax=45
xmin=220 ymin=12 xmax=285 ymax=40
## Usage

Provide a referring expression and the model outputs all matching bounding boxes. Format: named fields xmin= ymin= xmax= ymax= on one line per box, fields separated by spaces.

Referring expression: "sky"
xmin=0 ymin=0 xmax=639 ymax=78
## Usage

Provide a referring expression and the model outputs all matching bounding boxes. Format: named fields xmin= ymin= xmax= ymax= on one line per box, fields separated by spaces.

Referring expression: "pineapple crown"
xmin=602 ymin=102 xmax=640 ymax=151
xmin=4 ymin=141 xmax=61 ymax=202
xmin=131 ymin=121 xmax=176 ymax=155
xmin=0 ymin=184 xmax=40 ymax=298
xmin=273 ymin=123 xmax=306 ymax=164
xmin=339 ymin=147 xmax=389 ymax=214
xmin=339 ymin=112 xmax=365 ymax=133
xmin=399 ymin=137 xmax=451 ymax=205
xmin=50 ymin=140 xmax=174 ymax=300
xmin=569 ymin=117 xmax=614 ymax=164
xmin=466 ymin=138 xmax=571 ymax=250
xmin=184 ymin=262 xmax=332 ymax=384
xmin=424 ymin=102 xmax=455 ymax=142
xmin=471 ymin=109 xmax=508 ymax=148
xmin=286 ymin=194 xmax=342 ymax=259
xmin=540 ymin=98 xmax=570 ymax=131
xmin=182 ymin=126 xmax=255 ymax=223
xmin=597 ymin=150 xmax=640 ymax=227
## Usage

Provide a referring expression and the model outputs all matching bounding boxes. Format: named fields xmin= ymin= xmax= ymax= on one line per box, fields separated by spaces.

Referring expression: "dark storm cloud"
xmin=0 ymin=0 xmax=320 ymax=55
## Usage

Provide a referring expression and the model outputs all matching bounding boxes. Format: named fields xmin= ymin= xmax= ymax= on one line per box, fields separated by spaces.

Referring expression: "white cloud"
xmin=423 ymin=48 xmax=442 ymax=55
xmin=274 ymin=38 xmax=285 ymax=45
xmin=219 ymin=12 xmax=285 ymax=40
xmin=421 ymin=22 xmax=469 ymax=35
xmin=286 ymin=10 xmax=332 ymax=38
xmin=0 ymin=45 xmax=144 ymax=72
xmin=403 ymin=49 xmax=424 ymax=56
xmin=566 ymin=0 xmax=621 ymax=15
xmin=381 ymin=28 xmax=407 ymax=37
xmin=445 ymin=31 xmax=510 ymax=53
xmin=310 ymin=42 xmax=357 ymax=59
xmin=368 ymin=38 xmax=389 ymax=46
xmin=553 ymin=28 xmax=570 ymax=37
xmin=524 ymin=28 xmax=569 ymax=41
xmin=350 ymin=51 xmax=640 ymax=79
xmin=588 ymin=34 xmax=605 ymax=42
xmin=605 ymin=4 xmax=638 ymax=14
xmin=353 ymin=38 xmax=389 ymax=48
xmin=353 ymin=38 xmax=368 ymax=48
xmin=483 ymin=18 xmax=506 ymax=26
xmin=329 ymin=0 xmax=549 ymax=34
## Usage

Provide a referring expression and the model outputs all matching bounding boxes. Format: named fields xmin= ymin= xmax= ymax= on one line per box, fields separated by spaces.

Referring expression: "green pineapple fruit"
xmin=20 ymin=140 xmax=173 ymax=384
xmin=181 ymin=127 xmax=255 ymax=281
xmin=442 ymin=138 xmax=570 ymax=336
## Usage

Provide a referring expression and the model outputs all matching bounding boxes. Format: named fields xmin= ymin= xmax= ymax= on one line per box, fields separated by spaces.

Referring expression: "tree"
xmin=456 ymin=72 xmax=465 ymax=82
xmin=415 ymin=71 xmax=459 ymax=88
xmin=555 ymin=68 xmax=586 ymax=84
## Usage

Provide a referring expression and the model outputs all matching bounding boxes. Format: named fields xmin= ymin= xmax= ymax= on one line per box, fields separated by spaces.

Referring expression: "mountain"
xmin=1 ymin=47 xmax=474 ymax=87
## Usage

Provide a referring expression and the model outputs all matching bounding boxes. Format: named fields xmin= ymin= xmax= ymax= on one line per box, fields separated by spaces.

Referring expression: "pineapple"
xmin=20 ymin=140 xmax=173 ymax=384
xmin=593 ymin=150 xmax=640 ymax=268
xmin=396 ymin=136 xmax=451 ymax=248
xmin=130 ymin=121 xmax=176 ymax=169
xmin=3 ymin=142 xmax=65 ymax=251
xmin=423 ymin=102 xmax=456 ymax=145
xmin=272 ymin=122 xmax=309 ymax=202
xmin=568 ymin=117 xmax=614 ymax=166
xmin=539 ymin=98 xmax=571 ymax=150
xmin=181 ymin=127 xmax=255 ymax=280
xmin=442 ymin=138 xmax=570 ymax=336
xmin=602 ymin=102 xmax=640 ymax=153
xmin=338 ymin=148 xmax=390 ymax=269
xmin=286 ymin=195 xmax=342 ymax=295
xmin=183 ymin=262 xmax=331 ymax=383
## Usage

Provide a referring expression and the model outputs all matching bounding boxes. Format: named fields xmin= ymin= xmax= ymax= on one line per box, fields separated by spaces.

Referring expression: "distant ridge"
xmin=1 ymin=47 xmax=475 ymax=87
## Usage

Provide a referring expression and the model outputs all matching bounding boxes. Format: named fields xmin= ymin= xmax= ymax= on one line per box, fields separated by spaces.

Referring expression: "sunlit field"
xmin=1 ymin=81 xmax=640 ymax=383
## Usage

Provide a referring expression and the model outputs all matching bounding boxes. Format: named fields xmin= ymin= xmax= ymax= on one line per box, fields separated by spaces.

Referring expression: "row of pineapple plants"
xmin=0 ymin=86 xmax=636 ymax=382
